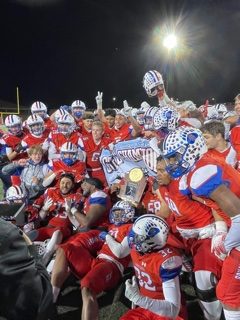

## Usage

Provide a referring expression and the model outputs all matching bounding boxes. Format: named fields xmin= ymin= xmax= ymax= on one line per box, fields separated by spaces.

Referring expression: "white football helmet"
xmin=213 ymin=104 xmax=228 ymax=120
xmin=109 ymin=201 xmax=135 ymax=226
xmin=6 ymin=185 xmax=26 ymax=203
xmin=204 ymin=106 xmax=219 ymax=123
xmin=144 ymin=106 xmax=159 ymax=130
xmin=60 ymin=142 xmax=78 ymax=166
xmin=179 ymin=100 xmax=196 ymax=112
xmin=71 ymin=100 xmax=86 ymax=119
xmin=26 ymin=114 xmax=45 ymax=136
xmin=128 ymin=214 xmax=169 ymax=253
xmin=143 ymin=70 xmax=164 ymax=97
xmin=153 ymin=106 xmax=180 ymax=131
xmin=57 ymin=114 xmax=75 ymax=135
xmin=53 ymin=108 xmax=69 ymax=123
xmin=5 ymin=115 xmax=22 ymax=136
xmin=31 ymin=101 xmax=48 ymax=119
xmin=136 ymin=102 xmax=151 ymax=125
xmin=162 ymin=126 xmax=207 ymax=178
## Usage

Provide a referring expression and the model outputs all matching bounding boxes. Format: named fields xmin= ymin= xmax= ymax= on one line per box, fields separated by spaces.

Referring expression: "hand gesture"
xmin=18 ymin=158 xmax=28 ymax=167
xmin=125 ymin=276 xmax=140 ymax=303
xmin=64 ymin=198 xmax=73 ymax=214
xmin=122 ymin=100 xmax=132 ymax=117
xmin=31 ymin=177 xmax=40 ymax=185
xmin=95 ymin=91 xmax=103 ymax=109
xmin=42 ymin=197 xmax=54 ymax=212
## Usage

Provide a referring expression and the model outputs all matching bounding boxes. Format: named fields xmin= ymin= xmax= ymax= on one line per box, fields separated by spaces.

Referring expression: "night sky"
xmin=0 ymin=0 xmax=240 ymax=109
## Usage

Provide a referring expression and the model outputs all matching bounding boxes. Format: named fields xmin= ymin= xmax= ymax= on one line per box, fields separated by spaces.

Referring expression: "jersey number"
xmin=134 ymin=266 xmax=156 ymax=291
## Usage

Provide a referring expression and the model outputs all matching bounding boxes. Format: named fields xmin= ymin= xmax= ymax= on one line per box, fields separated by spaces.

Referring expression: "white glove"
xmin=140 ymin=101 xmax=150 ymax=110
xmin=122 ymin=100 xmax=133 ymax=117
xmin=125 ymin=276 xmax=140 ymax=304
xmin=42 ymin=197 xmax=54 ymax=211
xmin=23 ymin=222 xmax=34 ymax=234
xmin=95 ymin=91 xmax=103 ymax=109
xmin=198 ymin=225 xmax=216 ymax=240
xmin=211 ymin=221 xmax=228 ymax=260
xmin=64 ymin=198 xmax=73 ymax=214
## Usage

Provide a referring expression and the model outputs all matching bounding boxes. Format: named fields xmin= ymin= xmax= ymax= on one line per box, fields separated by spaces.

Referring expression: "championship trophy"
xmin=118 ymin=168 xmax=147 ymax=206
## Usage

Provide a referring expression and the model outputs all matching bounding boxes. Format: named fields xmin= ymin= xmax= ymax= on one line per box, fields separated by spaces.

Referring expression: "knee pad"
xmin=195 ymin=286 xmax=217 ymax=302
xmin=194 ymin=271 xmax=218 ymax=302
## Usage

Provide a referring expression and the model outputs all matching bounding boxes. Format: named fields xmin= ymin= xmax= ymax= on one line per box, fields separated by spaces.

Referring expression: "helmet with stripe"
xmin=5 ymin=115 xmax=22 ymax=136
xmin=143 ymin=106 xmax=159 ymax=130
xmin=6 ymin=185 xmax=26 ymax=203
xmin=213 ymin=104 xmax=228 ymax=120
xmin=57 ymin=114 xmax=75 ymax=135
xmin=31 ymin=101 xmax=47 ymax=119
xmin=143 ymin=70 xmax=164 ymax=97
xmin=60 ymin=142 xmax=78 ymax=166
xmin=109 ymin=201 xmax=136 ymax=226
xmin=71 ymin=100 xmax=86 ymax=119
xmin=136 ymin=102 xmax=151 ymax=125
xmin=26 ymin=114 xmax=44 ymax=136
xmin=128 ymin=214 xmax=169 ymax=253
xmin=54 ymin=108 xmax=69 ymax=123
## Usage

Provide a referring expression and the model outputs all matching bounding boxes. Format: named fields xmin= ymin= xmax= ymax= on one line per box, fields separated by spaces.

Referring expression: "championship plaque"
xmin=118 ymin=168 xmax=147 ymax=206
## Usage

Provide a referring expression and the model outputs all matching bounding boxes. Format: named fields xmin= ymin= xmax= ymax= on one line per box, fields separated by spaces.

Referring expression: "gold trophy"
xmin=118 ymin=168 xmax=147 ymax=206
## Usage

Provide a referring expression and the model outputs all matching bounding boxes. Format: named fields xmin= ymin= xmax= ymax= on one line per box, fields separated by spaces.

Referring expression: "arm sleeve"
xmin=48 ymin=142 xmax=60 ymax=160
xmin=2 ymin=162 xmax=20 ymax=175
xmin=133 ymin=277 xmax=181 ymax=319
xmin=42 ymin=172 xmax=56 ymax=187
xmin=105 ymin=235 xmax=130 ymax=258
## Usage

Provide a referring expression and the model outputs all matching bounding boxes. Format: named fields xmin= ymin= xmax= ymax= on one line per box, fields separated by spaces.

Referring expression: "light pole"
xmin=112 ymin=97 xmax=116 ymax=107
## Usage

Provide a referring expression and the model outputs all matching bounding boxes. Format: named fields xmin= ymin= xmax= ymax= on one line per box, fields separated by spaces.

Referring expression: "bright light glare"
xmin=163 ymin=34 xmax=177 ymax=49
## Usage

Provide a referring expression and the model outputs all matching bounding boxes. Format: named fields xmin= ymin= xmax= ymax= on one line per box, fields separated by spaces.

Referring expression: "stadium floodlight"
xmin=163 ymin=34 xmax=177 ymax=49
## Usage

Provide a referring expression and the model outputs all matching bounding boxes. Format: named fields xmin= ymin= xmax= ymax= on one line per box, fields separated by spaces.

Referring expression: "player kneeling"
xmin=120 ymin=214 xmax=185 ymax=320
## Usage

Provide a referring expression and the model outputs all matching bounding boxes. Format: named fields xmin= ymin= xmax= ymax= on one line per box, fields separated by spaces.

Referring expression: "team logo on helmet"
xmin=128 ymin=214 xmax=169 ymax=253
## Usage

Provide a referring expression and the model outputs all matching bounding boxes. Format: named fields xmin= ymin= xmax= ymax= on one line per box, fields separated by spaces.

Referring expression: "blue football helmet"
xmin=162 ymin=126 xmax=207 ymax=178
xmin=109 ymin=201 xmax=135 ymax=226
xmin=153 ymin=105 xmax=180 ymax=131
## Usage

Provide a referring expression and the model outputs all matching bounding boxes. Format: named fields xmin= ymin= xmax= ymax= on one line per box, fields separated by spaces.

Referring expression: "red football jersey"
xmin=205 ymin=144 xmax=237 ymax=167
xmin=1 ymin=131 xmax=28 ymax=160
xmin=44 ymin=187 xmax=82 ymax=229
xmin=22 ymin=129 xmax=50 ymax=148
xmin=48 ymin=158 xmax=86 ymax=182
xmin=44 ymin=117 xmax=54 ymax=130
xmin=230 ymin=125 xmax=240 ymax=161
xmin=159 ymin=179 xmax=215 ymax=229
xmin=46 ymin=130 xmax=83 ymax=156
xmin=83 ymin=136 xmax=112 ymax=171
xmin=131 ymin=245 xmax=181 ymax=300
xmin=184 ymin=153 xmax=239 ymax=225
xmin=142 ymin=189 xmax=161 ymax=215
xmin=98 ymin=223 xmax=132 ymax=269
xmin=110 ymin=123 xmax=132 ymax=143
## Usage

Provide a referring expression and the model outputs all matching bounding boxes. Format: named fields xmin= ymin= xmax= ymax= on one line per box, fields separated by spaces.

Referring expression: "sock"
xmin=224 ymin=309 xmax=240 ymax=320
